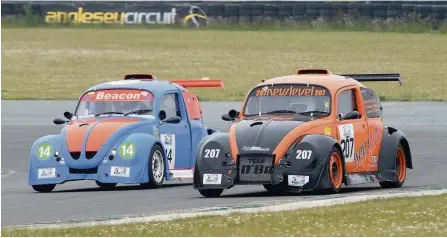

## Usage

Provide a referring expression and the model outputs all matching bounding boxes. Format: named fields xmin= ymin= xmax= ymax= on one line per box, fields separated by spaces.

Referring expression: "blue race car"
xmin=28 ymin=73 xmax=225 ymax=192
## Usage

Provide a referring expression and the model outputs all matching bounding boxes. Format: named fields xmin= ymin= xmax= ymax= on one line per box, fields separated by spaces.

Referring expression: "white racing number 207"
xmin=204 ymin=149 xmax=220 ymax=158
xmin=296 ymin=150 xmax=312 ymax=160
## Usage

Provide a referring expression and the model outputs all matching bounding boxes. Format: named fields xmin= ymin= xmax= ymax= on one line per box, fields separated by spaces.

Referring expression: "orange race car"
xmin=193 ymin=68 xmax=413 ymax=197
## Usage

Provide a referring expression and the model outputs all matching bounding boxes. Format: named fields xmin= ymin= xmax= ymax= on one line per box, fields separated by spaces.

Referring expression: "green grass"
xmin=3 ymin=194 xmax=447 ymax=236
xmin=2 ymin=28 xmax=447 ymax=101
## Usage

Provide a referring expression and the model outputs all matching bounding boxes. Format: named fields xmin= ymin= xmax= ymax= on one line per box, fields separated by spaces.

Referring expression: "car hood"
xmin=65 ymin=117 xmax=142 ymax=153
xmin=232 ymin=118 xmax=306 ymax=155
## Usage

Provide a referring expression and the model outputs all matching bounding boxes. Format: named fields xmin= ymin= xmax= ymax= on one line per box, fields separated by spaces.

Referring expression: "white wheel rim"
xmin=152 ymin=150 xmax=164 ymax=183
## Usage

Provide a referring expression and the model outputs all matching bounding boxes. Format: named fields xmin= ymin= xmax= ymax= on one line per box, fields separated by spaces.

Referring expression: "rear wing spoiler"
xmin=123 ymin=73 xmax=224 ymax=90
xmin=341 ymin=73 xmax=403 ymax=86
xmin=170 ymin=79 xmax=225 ymax=90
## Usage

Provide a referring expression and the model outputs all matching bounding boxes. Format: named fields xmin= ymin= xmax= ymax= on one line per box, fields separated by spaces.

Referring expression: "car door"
xmin=157 ymin=92 xmax=192 ymax=170
xmin=360 ymin=87 xmax=385 ymax=172
xmin=336 ymin=87 xmax=369 ymax=173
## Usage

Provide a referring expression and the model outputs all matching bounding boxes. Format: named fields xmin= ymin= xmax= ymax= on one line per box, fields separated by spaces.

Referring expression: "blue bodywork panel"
xmin=28 ymin=79 xmax=219 ymax=186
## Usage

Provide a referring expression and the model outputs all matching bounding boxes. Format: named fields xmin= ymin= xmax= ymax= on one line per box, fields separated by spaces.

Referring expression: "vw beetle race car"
xmin=193 ymin=68 xmax=413 ymax=197
xmin=28 ymin=73 xmax=224 ymax=192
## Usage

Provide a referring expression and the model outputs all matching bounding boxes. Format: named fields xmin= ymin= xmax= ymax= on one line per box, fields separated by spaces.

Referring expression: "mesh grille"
xmin=238 ymin=155 xmax=274 ymax=183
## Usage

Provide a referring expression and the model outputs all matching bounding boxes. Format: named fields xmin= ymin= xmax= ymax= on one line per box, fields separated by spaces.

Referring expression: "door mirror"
xmin=163 ymin=116 xmax=181 ymax=124
xmin=343 ymin=111 xmax=361 ymax=120
xmin=64 ymin=111 xmax=73 ymax=120
xmin=222 ymin=109 xmax=239 ymax=121
xmin=53 ymin=118 xmax=68 ymax=125
xmin=159 ymin=110 xmax=167 ymax=121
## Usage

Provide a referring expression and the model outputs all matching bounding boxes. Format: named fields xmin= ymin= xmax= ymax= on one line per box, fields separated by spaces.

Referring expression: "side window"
xmin=160 ymin=93 xmax=181 ymax=119
xmin=361 ymin=88 xmax=382 ymax=118
xmin=337 ymin=89 xmax=358 ymax=117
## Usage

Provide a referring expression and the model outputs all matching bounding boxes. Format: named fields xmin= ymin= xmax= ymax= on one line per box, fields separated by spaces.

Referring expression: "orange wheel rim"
xmin=329 ymin=152 xmax=343 ymax=188
xmin=396 ymin=147 xmax=406 ymax=182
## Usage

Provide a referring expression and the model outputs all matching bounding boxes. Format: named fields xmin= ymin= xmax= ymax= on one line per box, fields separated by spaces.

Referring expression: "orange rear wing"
xmin=170 ymin=79 xmax=225 ymax=90
xmin=341 ymin=73 xmax=403 ymax=86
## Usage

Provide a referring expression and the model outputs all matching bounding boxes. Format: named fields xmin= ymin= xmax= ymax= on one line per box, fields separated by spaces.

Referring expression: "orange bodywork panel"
xmin=66 ymin=118 xmax=139 ymax=153
xmin=182 ymin=91 xmax=202 ymax=120
xmin=170 ymin=79 xmax=224 ymax=90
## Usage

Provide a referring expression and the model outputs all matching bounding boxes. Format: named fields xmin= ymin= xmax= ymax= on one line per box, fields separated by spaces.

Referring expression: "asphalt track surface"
xmin=2 ymin=100 xmax=447 ymax=226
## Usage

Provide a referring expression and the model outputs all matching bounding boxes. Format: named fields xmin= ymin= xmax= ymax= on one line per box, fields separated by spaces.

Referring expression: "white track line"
xmin=5 ymin=188 xmax=447 ymax=230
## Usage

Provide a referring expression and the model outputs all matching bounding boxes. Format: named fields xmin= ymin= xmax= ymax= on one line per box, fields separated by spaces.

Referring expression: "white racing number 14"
xmin=296 ymin=150 xmax=312 ymax=160
xmin=204 ymin=149 xmax=220 ymax=158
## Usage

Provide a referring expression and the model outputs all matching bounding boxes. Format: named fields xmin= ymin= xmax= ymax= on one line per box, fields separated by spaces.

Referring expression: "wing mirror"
xmin=222 ymin=109 xmax=239 ymax=121
xmin=53 ymin=118 xmax=68 ymax=125
xmin=64 ymin=111 xmax=73 ymax=120
xmin=163 ymin=116 xmax=181 ymax=124
xmin=159 ymin=110 xmax=167 ymax=121
xmin=339 ymin=111 xmax=361 ymax=120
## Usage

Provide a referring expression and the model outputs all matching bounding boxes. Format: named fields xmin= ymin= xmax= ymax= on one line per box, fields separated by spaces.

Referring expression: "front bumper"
xmin=195 ymin=155 xmax=330 ymax=192
xmin=28 ymin=163 xmax=147 ymax=185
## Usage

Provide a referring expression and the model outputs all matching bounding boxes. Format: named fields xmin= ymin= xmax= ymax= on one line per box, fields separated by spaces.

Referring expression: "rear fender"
xmin=378 ymin=127 xmax=413 ymax=179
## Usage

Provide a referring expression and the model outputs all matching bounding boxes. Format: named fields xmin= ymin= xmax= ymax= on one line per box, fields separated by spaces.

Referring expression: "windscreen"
xmin=243 ymin=84 xmax=331 ymax=116
xmin=75 ymin=89 xmax=154 ymax=117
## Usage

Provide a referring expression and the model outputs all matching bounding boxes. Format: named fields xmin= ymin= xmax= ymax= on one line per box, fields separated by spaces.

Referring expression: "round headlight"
xmin=111 ymin=149 xmax=116 ymax=155
xmin=54 ymin=151 xmax=60 ymax=157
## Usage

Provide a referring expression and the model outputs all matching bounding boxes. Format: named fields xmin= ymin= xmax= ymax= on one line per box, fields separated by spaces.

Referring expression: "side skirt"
xmin=345 ymin=171 xmax=397 ymax=186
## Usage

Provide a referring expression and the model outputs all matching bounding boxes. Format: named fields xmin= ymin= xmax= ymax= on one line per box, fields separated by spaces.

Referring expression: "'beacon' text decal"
xmin=81 ymin=90 xmax=154 ymax=102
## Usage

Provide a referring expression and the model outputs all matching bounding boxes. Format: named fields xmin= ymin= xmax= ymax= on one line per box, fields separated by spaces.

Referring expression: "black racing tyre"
xmin=199 ymin=189 xmax=223 ymax=198
xmin=141 ymin=144 xmax=165 ymax=189
xmin=325 ymin=146 xmax=344 ymax=194
xmin=32 ymin=184 xmax=56 ymax=193
xmin=95 ymin=181 xmax=117 ymax=190
xmin=380 ymin=145 xmax=406 ymax=188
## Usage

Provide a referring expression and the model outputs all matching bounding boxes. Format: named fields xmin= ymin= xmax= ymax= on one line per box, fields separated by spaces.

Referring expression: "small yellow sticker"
xmin=324 ymin=101 xmax=329 ymax=109
xmin=324 ymin=127 xmax=331 ymax=136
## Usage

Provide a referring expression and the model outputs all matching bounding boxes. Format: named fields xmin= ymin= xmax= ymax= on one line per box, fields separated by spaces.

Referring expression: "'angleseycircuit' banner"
xmin=41 ymin=3 xmax=208 ymax=27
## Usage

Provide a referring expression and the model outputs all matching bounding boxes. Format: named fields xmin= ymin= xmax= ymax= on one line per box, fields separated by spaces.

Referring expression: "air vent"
xmin=297 ymin=69 xmax=332 ymax=75
xmin=124 ymin=73 xmax=156 ymax=80
xmin=70 ymin=152 xmax=81 ymax=160
xmin=85 ymin=151 xmax=97 ymax=160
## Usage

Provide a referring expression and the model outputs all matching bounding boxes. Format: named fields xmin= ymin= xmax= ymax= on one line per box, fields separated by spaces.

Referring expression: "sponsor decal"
xmin=324 ymin=127 xmax=331 ymax=136
xmin=81 ymin=89 xmax=154 ymax=102
xmin=171 ymin=169 xmax=194 ymax=179
xmin=152 ymin=126 xmax=159 ymax=139
xmin=240 ymin=158 xmax=273 ymax=175
xmin=161 ymin=134 xmax=176 ymax=169
xmin=36 ymin=143 xmax=53 ymax=160
xmin=203 ymin=174 xmax=222 ymax=184
xmin=288 ymin=175 xmax=309 ymax=187
xmin=255 ymin=85 xmax=328 ymax=97
xmin=44 ymin=6 xmax=208 ymax=27
xmin=242 ymin=146 xmax=270 ymax=152
xmin=354 ymin=127 xmax=383 ymax=163
xmin=110 ymin=166 xmax=130 ymax=177
xmin=45 ymin=7 xmax=176 ymax=25
xmin=38 ymin=168 xmax=56 ymax=179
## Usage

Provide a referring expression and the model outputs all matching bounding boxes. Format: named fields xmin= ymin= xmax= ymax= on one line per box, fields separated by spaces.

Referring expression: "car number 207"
xmin=296 ymin=150 xmax=312 ymax=160
xmin=204 ymin=149 xmax=220 ymax=158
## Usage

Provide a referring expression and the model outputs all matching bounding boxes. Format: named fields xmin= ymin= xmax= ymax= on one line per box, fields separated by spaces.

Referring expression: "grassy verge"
xmin=2 ymin=28 xmax=447 ymax=101
xmin=3 ymin=194 xmax=447 ymax=236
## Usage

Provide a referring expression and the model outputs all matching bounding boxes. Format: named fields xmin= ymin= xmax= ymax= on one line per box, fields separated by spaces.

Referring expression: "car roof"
xmin=256 ymin=71 xmax=366 ymax=93
xmin=82 ymin=79 xmax=187 ymax=96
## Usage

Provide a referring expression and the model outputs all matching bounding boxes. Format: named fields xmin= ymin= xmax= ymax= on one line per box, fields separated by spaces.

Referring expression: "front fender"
xmin=193 ymin=132 xmax=235 ymax=189
xmin=378 ymin=127 xmax=413 ymax=179
xmin=113 ymin=133 xmax=172 ymax=181
xmin=28 ymin=134 xmax=64 ymax=184
xmin=275 ymin=134 xmax=343 ymax=190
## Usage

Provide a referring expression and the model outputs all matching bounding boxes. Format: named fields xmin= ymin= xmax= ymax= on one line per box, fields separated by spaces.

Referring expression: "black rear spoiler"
xmin=340 ymin=73 xmax=403 ymax=86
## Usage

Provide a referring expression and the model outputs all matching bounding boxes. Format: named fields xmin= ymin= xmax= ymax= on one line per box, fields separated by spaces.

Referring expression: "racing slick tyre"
xmin=140 ymin=144 xmax=165 ymax=189
xmin=198 ymin=189 xmax=223 ymax=198
xmin=379 ymin=145 xmax=406 ymax=189
xmin=32 ymin=184 xmax=56 ymax=193
xmin=323 ymin=147 xmax=344 ymax=194
xmin=95 ymin=181 xmax=117 ymax=190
